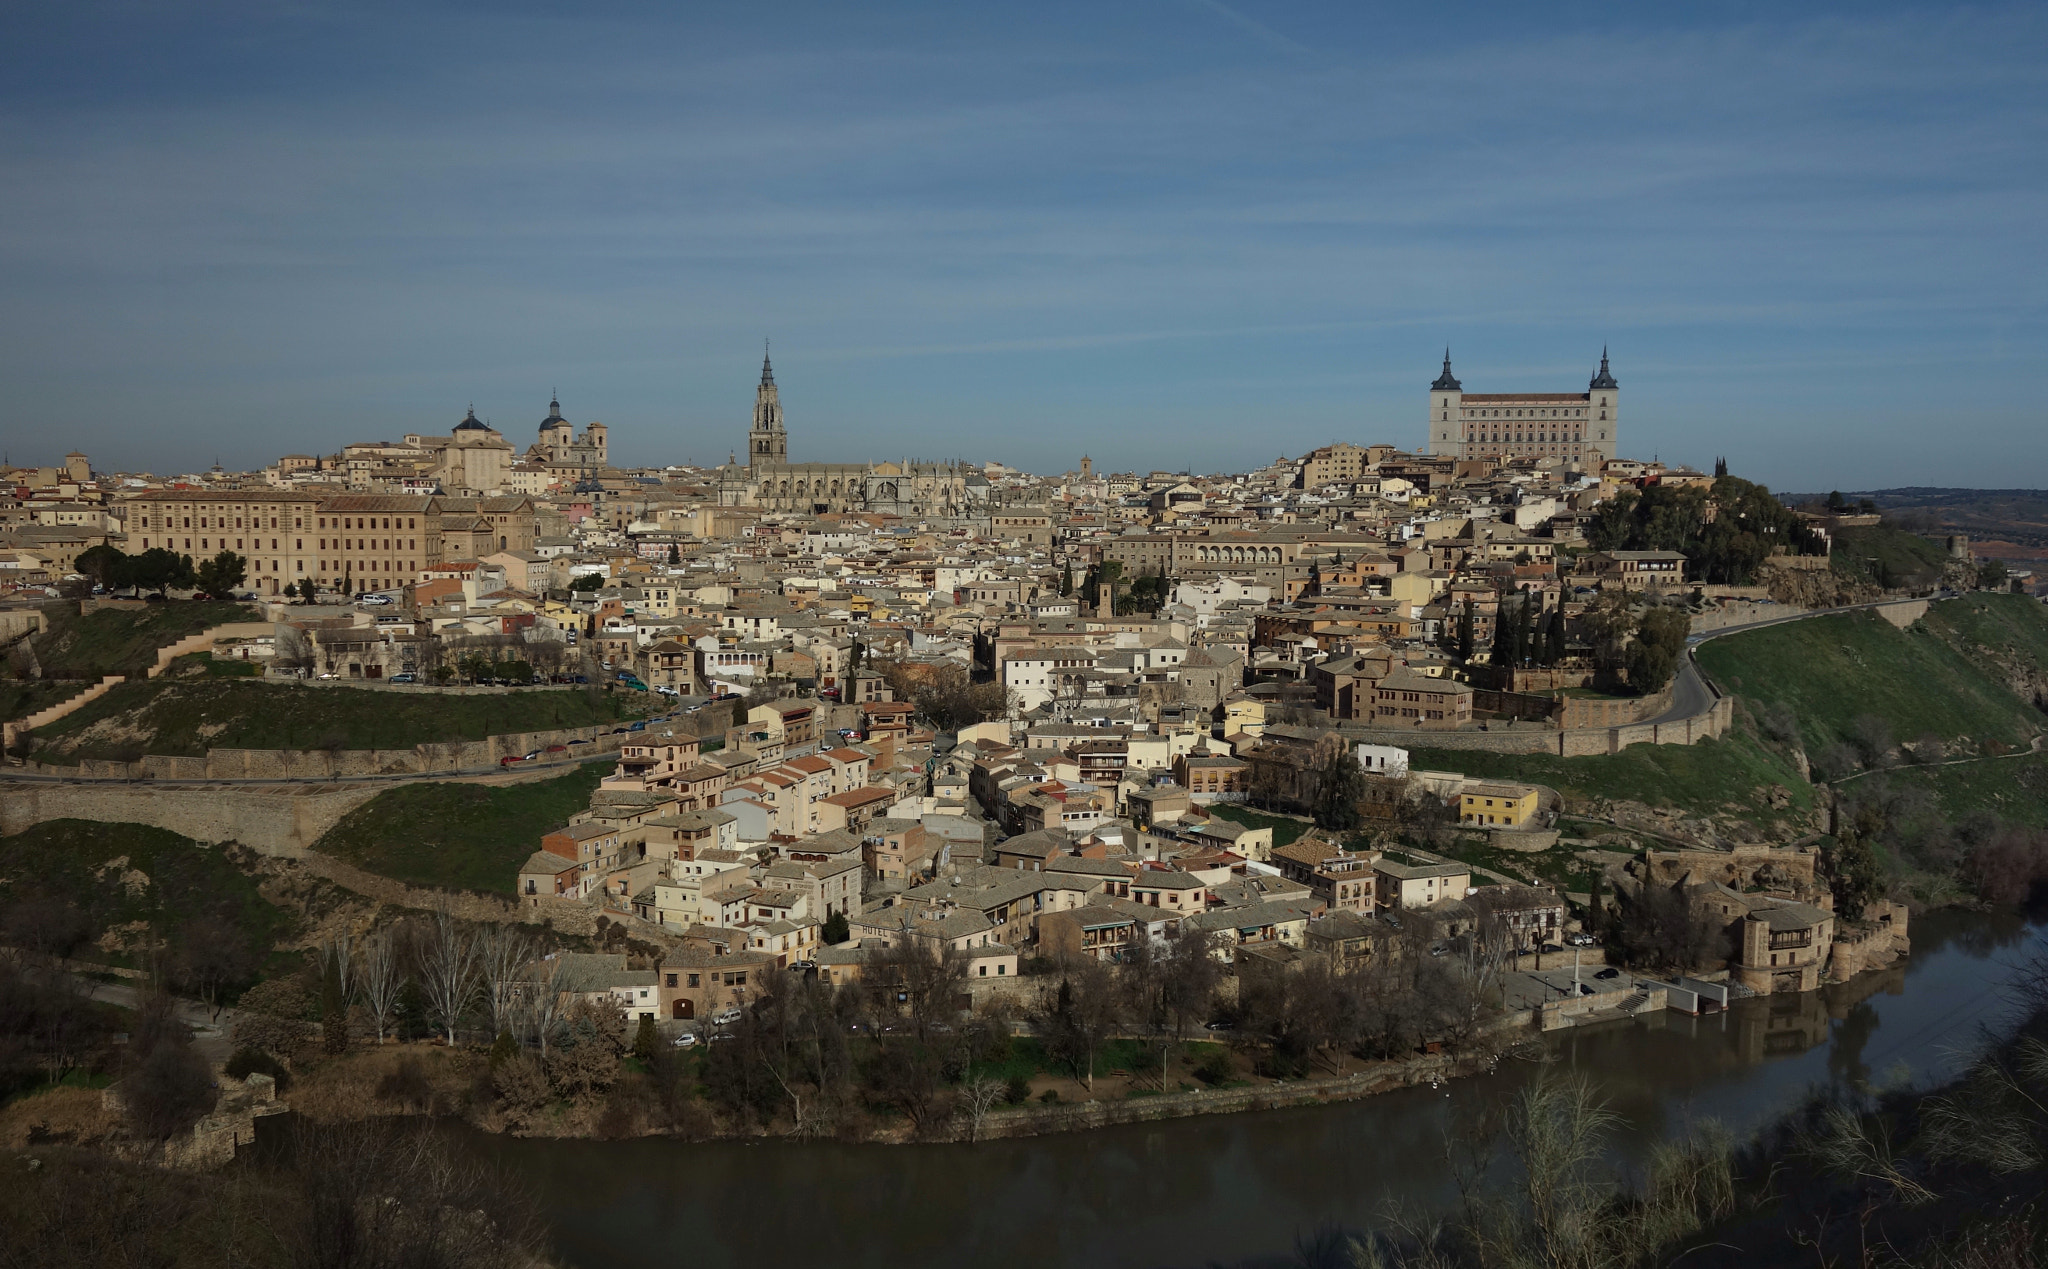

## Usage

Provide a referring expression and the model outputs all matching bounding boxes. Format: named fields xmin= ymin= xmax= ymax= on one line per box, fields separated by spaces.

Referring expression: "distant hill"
xmin=1783 ymin=487 xmax=2048 ymax=548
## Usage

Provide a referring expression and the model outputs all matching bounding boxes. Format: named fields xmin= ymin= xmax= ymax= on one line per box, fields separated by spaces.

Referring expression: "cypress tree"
xmin=321 ymin=948 xmax=348 ymax=1055
xmin=1457 ymin=597 xmax=1475 ymax=661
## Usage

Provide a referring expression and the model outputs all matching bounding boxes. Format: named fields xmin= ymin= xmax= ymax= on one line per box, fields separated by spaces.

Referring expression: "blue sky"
xmin=1 ymin=1 xmax=2042 ymax=489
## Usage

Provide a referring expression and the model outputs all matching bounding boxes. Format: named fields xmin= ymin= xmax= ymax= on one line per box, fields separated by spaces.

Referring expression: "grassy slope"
xmin=1856 ymin=750 xmax=2048 ymax=831
xmin=1206 ymin=804 xmax=1313 ymax=848
xmin=1696 ymin=596 xmax=2048 ymax=753
xmin=31 ymin=601 xmax=260 ymax=679
xmin=0 ymin=679 xmax=88 ymax=723
xmin=1829 ymin=525 xmax=1953 ymax=588
xmin=1923 ymin=590 xmax=2048 ymax=680
xmin=1405 ymin=730 xmax=1813 ymax=828
xmin=311 ymin=762 xmax=608 ymax=892
xmin=0 ymin=819 xmax=293 ymax=967
xmin=30 ymin=678 xmax=641 ymax=763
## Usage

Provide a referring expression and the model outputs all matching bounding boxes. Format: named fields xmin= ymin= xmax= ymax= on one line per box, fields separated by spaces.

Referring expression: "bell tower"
xmin=748 ymin=346 xmax=787 ymax=467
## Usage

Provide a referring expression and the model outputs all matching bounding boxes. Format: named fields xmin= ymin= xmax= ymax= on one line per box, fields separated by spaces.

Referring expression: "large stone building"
xmin=1425 ymin=349 xmax=1620 ymax=467
xmin=125 ymin=488 xmax=539 ymax=596
xmin=717 ymin=353 xmax=989 ymax=519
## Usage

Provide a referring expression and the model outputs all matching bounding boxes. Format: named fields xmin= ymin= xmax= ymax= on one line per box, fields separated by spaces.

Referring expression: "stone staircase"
xmin=3 ymin=674 xmax=124 ymax=753
xmin=146 ymin=621 xmax=274 ymax=678
xmin=1619 ymin=991 xmax=1653 ymax=1016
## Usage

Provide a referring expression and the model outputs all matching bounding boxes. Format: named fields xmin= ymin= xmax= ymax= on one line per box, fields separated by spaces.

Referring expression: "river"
xmin=459 ymin=909 xmax=2044 ymax=1269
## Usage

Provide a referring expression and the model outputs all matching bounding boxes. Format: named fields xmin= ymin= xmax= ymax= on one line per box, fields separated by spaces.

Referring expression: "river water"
xmin=463 ymin=909 xmax=2045 ymax=1269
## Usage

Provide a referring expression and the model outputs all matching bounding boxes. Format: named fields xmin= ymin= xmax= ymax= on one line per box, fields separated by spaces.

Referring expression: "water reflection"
xmin=437 ymin=909 xmax=2043 ymax=1269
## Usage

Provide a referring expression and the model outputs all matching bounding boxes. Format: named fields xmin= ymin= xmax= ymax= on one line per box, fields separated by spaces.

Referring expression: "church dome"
xmin=541 ymin=394 xmax=566 ymax=427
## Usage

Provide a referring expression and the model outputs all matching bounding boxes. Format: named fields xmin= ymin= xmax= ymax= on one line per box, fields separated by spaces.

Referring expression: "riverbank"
xmin=427 ymin=908 xmax=2044 ymax=1269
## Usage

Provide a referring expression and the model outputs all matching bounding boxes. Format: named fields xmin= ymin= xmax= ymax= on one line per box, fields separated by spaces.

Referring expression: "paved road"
xmin=80 ymin=975 xmax=238 ymax=1061
xmin=1638 ymin=595 xmax=1953 ymax=730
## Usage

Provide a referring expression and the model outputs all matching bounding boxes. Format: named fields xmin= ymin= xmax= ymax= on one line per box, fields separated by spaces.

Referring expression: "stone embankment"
xmin=973 ymin=1050 xmax=1470 ymax=1140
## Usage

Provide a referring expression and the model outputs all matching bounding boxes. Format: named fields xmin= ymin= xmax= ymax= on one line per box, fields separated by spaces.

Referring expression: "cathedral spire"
xmin=761 ymin=341 xmax=775 ymax=387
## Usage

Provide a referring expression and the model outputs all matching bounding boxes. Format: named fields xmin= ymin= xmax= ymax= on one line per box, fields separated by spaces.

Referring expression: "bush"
xmin=1004 ymin=1072 xmax=1031 ymax=1104
xmin=223 ymin=1046 xmax=291 ymax=1093
xmin=1194 ymin=1049 xmax=1234 ymax=1085
xmin=493 ymin=1054 xmax=553 ymax=1125
xmin=375 ymin=1056 xmax=435 ymax=1114
xmin=1038 ymin=1088 xmax=1060 ymax=1104
xmin=121 ymin=1037 xmax=216 ymax=1141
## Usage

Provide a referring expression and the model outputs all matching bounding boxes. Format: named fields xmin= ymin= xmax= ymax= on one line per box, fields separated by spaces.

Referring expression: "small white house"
xmin=1357 ymin=744 xmax=1410 ymax=778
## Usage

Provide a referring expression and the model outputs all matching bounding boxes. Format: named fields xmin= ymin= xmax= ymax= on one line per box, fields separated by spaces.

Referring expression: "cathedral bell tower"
xmin=748 ymin=347 xmax=787 ymax=467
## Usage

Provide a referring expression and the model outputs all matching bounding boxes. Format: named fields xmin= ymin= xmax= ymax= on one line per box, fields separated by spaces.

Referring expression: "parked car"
xmin=710 ymin=1006 xmax=743 ymax=1026
xmin=389 ymin=673 xmax=418 ymax=684
xmin=1540 ymin=943 xmax=1564 ymax=954
xmin=498 ymin=755 xmax=525 ymax=767
xmin=523 ymin=750 xmax=541 ymax=761
xmin=544 ymin=743 xmax=568 ymax=754
xmin=1595 ymin=967 xmax=1621 ymax=980
xmin=1565 ymin=932 xmax=1599 ymax=947
xmin=670 ymin=1032 xmax=699 ymax=1048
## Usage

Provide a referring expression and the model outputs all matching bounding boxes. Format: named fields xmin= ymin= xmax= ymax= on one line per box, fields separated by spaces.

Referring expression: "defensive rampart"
xmin=0 ymin=781 xmax=384 ymax=854
xmin=21 ymin=720 xmax=635 ymax=781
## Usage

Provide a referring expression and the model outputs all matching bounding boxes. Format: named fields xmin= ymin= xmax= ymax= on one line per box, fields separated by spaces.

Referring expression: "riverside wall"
xmin=974 ymin=1050 xmax=1467 ymax=1140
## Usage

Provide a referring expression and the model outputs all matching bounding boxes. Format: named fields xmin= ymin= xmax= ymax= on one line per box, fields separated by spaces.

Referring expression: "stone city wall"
xmin=0 ymin=781 xmax=384 ymax=855
xmin=1342 ymin=690 xmax=1734 ymax=758
xmin=23 ymin=722 xmax=634 ymax=782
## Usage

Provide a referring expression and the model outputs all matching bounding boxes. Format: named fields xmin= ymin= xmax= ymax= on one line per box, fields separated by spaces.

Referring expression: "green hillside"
xmin=1407 ymin=730 xmax=1813 ymax=832
xmin=1829 ymin=524 xmax=1953 ymax=589
xmin=0 ymin=820 xmax=292 ymax=977
xmin=311 ymin=761 xmax=608 ymax=892
xmin=28 ymin=678 xmax=643 ymax=764
xmin=28 ymin=601 xmax=259 ymax=679
xmin=0 ymin=680 xmax=87 ymax=724
xmin=1696 ymin=594 xmax=2048 ymax=755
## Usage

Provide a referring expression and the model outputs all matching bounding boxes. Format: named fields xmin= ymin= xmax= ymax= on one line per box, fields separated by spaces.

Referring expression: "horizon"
xmin=3 ymin=1 xmax=2044 ymax=488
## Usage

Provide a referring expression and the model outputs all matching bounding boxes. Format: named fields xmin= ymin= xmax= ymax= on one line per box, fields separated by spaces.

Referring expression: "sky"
xmin=1 ymin=1 xmax=2043 ymax=490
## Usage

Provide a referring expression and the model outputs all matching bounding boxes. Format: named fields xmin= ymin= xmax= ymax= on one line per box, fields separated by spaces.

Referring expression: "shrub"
xmin=1194 ymin=1049 xmax=1234 ymax=1085
xmin=1004 ymin=1072 xmax=1031 ymax=1104
xmin=375 ymin=1056 xmax=435 ymax=1114
xmin=1038 ymin=1088 xmax=1060 ymax=1104
xmin=223 ymin=1046 xmax=291 ymax=1093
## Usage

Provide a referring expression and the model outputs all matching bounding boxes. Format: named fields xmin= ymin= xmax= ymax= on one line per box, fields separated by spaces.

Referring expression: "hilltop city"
xmin=1 ymin=348 xmax=2039 ymax=1170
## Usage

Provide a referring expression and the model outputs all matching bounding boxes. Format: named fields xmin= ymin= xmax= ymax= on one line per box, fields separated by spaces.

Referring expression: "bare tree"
xmin=477 ymin=925 xmax=533 ymax=1040
xmin=360 ymin=931 xmax=404 ymax=1045
xmin=522 ymin=954 xmax=570 ymax=1058
xmin=956 ymin=1075 xmax=1006 ymax=1143
xmin=420 ymin=908 xmax=481 ymax=1047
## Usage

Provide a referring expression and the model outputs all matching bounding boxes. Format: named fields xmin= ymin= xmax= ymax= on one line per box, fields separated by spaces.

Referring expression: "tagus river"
xmin=461 ymin=910 xmax=2042 ymax=1269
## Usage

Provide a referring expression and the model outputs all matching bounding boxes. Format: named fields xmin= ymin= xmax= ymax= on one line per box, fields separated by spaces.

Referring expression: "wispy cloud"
xmin=0 ymin=2 xmax=2041 ymax=488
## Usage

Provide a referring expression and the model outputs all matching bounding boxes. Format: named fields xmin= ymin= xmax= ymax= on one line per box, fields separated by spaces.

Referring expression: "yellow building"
xmin=1460 ymin=780 xmax=1540 ymax=827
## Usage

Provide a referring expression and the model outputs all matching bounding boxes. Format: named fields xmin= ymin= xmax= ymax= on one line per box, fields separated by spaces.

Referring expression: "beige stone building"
xmin=1426 ymin=349 xmax=1620 ymax=467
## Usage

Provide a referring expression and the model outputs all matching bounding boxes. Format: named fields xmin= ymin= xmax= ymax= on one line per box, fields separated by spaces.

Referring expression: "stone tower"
xmin=1585 ymin=347 xmax=1620 ymax=465
xmin=1427 ymin=348 xmax=1462 ymax=457
xmin=748 ymin=348 xmax=787 ymax=467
